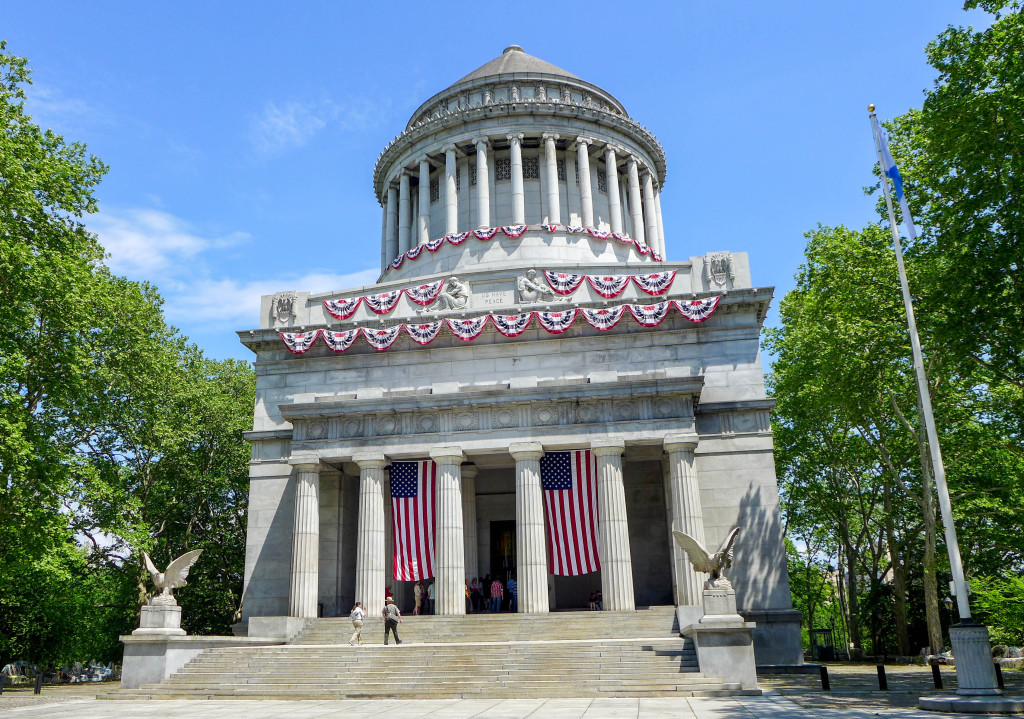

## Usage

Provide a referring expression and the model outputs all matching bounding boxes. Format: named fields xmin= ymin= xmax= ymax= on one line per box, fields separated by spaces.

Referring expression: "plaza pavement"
xmin=0 ymin=664 xmax=1020 ymax=719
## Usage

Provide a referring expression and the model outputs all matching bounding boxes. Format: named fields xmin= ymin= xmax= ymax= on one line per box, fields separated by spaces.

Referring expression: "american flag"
xmin=540 ymin=450 xmax=601 ymax=576
xmin=390 ymin=461 xmax=436 ymax=581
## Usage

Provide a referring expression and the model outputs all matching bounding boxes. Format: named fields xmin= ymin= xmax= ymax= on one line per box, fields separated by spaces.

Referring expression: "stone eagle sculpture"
xmin=672 ymin=527 xmax=740 ymax=590
xmin=143 ymin=549 xmax=203 ymax=606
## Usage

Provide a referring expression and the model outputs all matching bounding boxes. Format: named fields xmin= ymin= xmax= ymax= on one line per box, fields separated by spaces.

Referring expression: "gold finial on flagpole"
xmin=868 ymin=104 xmax=875 ymax=112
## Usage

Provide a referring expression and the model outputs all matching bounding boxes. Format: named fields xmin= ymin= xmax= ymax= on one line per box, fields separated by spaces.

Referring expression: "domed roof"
xmin=454 ymin=45 xmax=580 ymax=85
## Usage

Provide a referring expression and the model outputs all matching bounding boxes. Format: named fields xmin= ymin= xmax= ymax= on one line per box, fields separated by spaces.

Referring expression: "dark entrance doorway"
xmin=490 ymin=520 xmax=516 ymax=585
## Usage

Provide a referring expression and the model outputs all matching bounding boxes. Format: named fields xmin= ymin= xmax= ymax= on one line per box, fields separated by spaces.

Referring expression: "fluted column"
xmin=398 ymin=172 xmax=411 ymax=254
xmin=385 ymin=185 xmax=398 ymax=263
xmin=627 ymin=156 xmax=646 ymax=246
xmin=642 ymin=170 xmax=660 ymax=252
xmin=473 ymin=138 xmax=490 ymax=228
xmin=418 ymin=157 xmax=431 ymax=245
xmin=353 ymin=453 xmax=387 ymax=611
xmin=576 ymin=137 xmax=594 ymax=228
xmin=507 ymin=133 xmax=525 ymax=225
xmin=511 ymin=442 xmax=549 ymax=614
xmin=443 ymin=144 xmax=458 ymax=235
xmin=664 ymin=435 xmax=705 ymax=606
xmin=654 ymin=188 xmax=666 ymax=258
xmin=605 ymin=146 xmax=623 ymax=234
xmin=431 ymin=446 xmax=466 ymax=615
xmin=592 ymin=439 xmax=634 ymax=611
xmin=542 ymin=132 xmax=561 ymax=225
xmin=288 ymin=459 xmax=321 ymax=618
xmin=461 ymin=464 xmax=479 ymax=581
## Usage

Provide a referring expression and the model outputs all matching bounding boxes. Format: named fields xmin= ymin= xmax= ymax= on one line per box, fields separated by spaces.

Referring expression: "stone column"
xmin=288 ymin=459 xmax=321 ymax=618
xmin=664 ymin=435 xmax=705 ymax=607
xmin=511 ymin=442 xmax=549 ymax=614
xmin=507 ymin=133 xmax=525 ymax=225
xmin=592 ymin=439 xmax=634 ymax=611
xmin=353 ymin=453 xmax=387 ymax=611
xmin=576 ymin=137 xmax=594 ymax=228
xmin=443 ymin=144 xmax=458 ymax=235
xmin=627 ymin=156 xmax=646 ymax=246
xmin=542 ymin=132 xmax=561 ymax=225
xmin=461 ymin=464 xmax=479 ymax=581
xmin=379 ymin=201 xmax=388 ymax=272
xmin=605 ymin=146 xmax=623 ymax=234
xmin=473 ymin=138 xmax=490 ymax=228
xmin=431 ymin=447 xmax=466 ymax=615
xmin=418 ymin=157 xmax=431 ymax=245
xmin=398 ymin=172 xmax=412 ymax=254
xmin=654 ymin=188 xmax=666 ymax=258
xmin=385 ymin=185 xmax=398 ymax=263
xmin=642 ymin=170 xmax=660 ymax=251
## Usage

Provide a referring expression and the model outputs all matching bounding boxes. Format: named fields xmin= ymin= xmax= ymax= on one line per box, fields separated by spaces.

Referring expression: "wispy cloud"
xmin=23 ymin=83 xmax=107 ymax=134
xmin=91 ymin=205 xmax=378 ymax=332
xmin=247 ymin=96 xmax=386 ymax=157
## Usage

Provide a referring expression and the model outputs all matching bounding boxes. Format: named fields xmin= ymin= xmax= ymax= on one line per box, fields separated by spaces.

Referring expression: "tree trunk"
xmin=883 ymin=480 xmax=912 ymax=655
xmin=840 ymin=532 xmax=863 ymax=654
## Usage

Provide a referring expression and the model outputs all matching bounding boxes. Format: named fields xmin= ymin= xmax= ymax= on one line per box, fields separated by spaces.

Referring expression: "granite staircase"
xmin=106 ymin=606 xmax=759 ymax=699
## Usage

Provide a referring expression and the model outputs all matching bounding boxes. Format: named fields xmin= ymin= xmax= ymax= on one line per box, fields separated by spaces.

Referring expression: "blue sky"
xmin=4 ymin=2 xmax=988 ymax=362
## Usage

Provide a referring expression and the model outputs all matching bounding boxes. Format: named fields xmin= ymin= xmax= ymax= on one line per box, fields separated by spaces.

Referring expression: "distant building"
xmin=238 ymin=46 xmax=801 ymax=664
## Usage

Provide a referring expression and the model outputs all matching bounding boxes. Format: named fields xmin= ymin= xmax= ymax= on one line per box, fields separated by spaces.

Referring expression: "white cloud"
xmin=24 ymin=83 xmax=103 ymax=130
xmin=247 ymin=96 xmax=387 ymax=157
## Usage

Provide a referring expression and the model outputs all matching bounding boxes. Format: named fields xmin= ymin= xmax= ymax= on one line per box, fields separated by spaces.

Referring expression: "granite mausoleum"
xmin=237 ymin=45 xmax=801 ymax=666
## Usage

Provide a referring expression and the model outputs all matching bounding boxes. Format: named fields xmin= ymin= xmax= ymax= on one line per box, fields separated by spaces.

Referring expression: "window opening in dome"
xmin=495 ymin=157 xmax=511 ymax=182
xmin=523 ymin=156 xmax=539 ymax=180
xmin=430 ymin=177 xmax=440 ymax=203
xmin=557 ymin=159 xmax=566 ymax=182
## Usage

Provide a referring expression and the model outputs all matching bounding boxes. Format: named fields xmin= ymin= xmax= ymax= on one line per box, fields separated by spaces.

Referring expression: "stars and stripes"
xmin=540 ymin=450 xmax=600 ymax=576
xmin=500 ymin=224 xmax=528 ymax=238
xmin=674 ymin=296 xmax=721 ymax=322
xmin=581 ymin=305 xmax=626 ymax=330
xmin=364 ymin=290 xmax=404 ymax=314
xmin=490 ymin=312 xmax=533 ymax=337
xmin=633 ymin=271 xmax=676 ymax=296
xmin=390 ymin=461 xmax=436 ymax=581
xmin=534 ymin=309 xmax=578 ymax=334
xmin=543 ymin=271 xmax=585 ymax=295
xmin=446 ymin=316 xmax=488 ymax=341
xmin=472 ymin=227 xmax=498 ymax=240
xmin=587 ymin=275 xmax=631 ymax=299
xmin=362 ymin=325 xmax=402 ymax=350
xmin=280 ymin=331 xmax=318 ymax=354
xmin=324 ymin=296 xmax=363 ymax=320
xmin=629 ymin=301 xmax=671 ymax=327
xmin=405 ymin=279 xmax=446 ymax=305
xmin=405 ymin=321 xmax=444 ymax=345
xmin=321 ymin=328 xmax=360 ymax=353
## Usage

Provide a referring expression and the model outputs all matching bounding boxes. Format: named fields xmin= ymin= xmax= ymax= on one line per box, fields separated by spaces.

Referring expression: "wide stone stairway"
xmin=107 ymin=606 xmax=758 ymax=699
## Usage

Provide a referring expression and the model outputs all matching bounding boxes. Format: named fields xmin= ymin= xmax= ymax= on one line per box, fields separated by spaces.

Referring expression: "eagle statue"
xmin=143 ymin=549 xmax=203 ymax=606
xmin=672 ymin=527 xmax=740 ymax=590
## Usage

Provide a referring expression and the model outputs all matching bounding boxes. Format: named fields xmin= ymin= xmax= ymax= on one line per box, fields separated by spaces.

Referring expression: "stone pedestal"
xmin=950 ymin=624 xmax=1002 ymax=696
xmin=681 ymin=587 xmax=759 ymax=691
xmin=133 ymin=604 xmax=185 ymax=636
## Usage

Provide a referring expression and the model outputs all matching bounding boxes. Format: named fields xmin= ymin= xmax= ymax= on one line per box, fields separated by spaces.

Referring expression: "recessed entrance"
xmin=489 ymin=520 xmax=516 ymax=585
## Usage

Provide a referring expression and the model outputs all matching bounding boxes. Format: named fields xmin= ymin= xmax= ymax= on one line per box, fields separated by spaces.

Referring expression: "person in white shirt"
xmin=348 ymin=602 xmax=365 ymax=645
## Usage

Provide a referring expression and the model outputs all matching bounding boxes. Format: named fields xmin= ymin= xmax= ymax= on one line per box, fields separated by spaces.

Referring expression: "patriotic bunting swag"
xmin=281 ymin=297 xmax=722 ymax=352
xmin=543 ymin=271 xmax=585 ymax=295
xmin=280 ymin=331 xmax=318 ymax=354
xmin=674 ymin=296 xmax=721 ymax=322
xmin=390 ymin=461 xmax=436 ymax=581
xmin=364 ymin=290 xmax=403 ymax=314
xmin=425 ymin=236 xmax=446 ymax=252
xmin=628 ymin=302 xmax=671 ymax=327
xmin=322 ymin=328 xmax=360 ymax=353
xmin=586 ymin=228 xmax=611 ymax=240
xmin=535 ymin=309 xmax=578 ymax=334
xmin=405 ymin=279 xmax=445 ymax=305
xmin=491 ymin=312 xmax=533 ymax=337
xmin=405 ymin=321 xmax=444 ymax=345
xmin=540 ymin=224 xmax=559 ymax=233
xmin=581 ymin=305 xmax=626 ymax=330
xmin=446 ymin=316 xmax=489 ymax=341
xmin=565 ymin=225 xmax=585 ymax=234
xmin=540 ymin=450 xmax=600 ymax=576
xmin=406 ymin=245 xmax=424 ymax=260
xmin=587 ymin=275 xmax=631 ymax=299
xmin=324 ymin=297 xmax=363 ymax=320
xmin=473 ymin=227 xmax=498 ymax=240
xmin=633 ymin=271 xmax=676 ymax=296
xmin=501 ymin=224 xmax=527 ymax=238
xmin=446 ymin=231 xmax=471 ymax=244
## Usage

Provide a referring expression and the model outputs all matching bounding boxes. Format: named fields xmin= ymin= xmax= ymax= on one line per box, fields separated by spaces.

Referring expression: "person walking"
xmin=348 ymin=602 xmax=365 ymax=645
xmin=426 ymin=580 xmax=435 ymax=615
xmin=413 ymin=581 xmax=423 ymax=615
xmin=470 ymin=578 xmax=482 ymax=613
xmin=508 ymin=576 xmax=518 ymax=613
xmin=382 ymin=596 xmax=403 ymax=645
xmin=490 ymin=576 xmax=503 ymax=613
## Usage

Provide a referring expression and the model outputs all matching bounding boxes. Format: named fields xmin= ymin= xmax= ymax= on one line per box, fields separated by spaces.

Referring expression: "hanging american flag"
xmin=390 ymin=461 xmax=436 ymax=581
xmin=540 ymin=450 xmax=601 ymax=576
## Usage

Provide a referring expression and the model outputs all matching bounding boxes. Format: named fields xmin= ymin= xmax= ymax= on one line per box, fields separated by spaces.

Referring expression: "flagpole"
xmin=868 ymin=105 xmax=972 ymax=623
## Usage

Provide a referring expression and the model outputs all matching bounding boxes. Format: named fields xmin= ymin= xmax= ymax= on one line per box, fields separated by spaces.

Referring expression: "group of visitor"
xmin=467 ymin=574 xmax=517 ymax=613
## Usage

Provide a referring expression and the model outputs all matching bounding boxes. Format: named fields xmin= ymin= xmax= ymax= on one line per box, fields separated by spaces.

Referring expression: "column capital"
xmin=472 ymin=136 xmax=489 ymax=148
xmin=590 ymin=438 xmax=625 ymax=457
xmin=506 ymin=132 xmax=524 ymax=144
xmin=664 ymin=434 xmax=699 ymax=453
xmin=461 ymin=463 xmax=479 ymax=480
xmin=627 ymin=154 xmax=640 ymax=166
xmin=441 ymin=143 xmax=458 ymax=154
xmin=509 ymin=442 xmax=544 ymax=461
xmin=418 ymin=155 xmax=431 ymax=167
xmin=603 ymin=142 xmax=618 ymax=155
xmin=352 ymin=451 xmax=387 ymax=469
xmin=288 ymin=453 xmax=320 ymax=470
xmin=430 ymin=446 xmax=466 ymax=464
xmin=575 ymin=136 xmax=594 ymax=147
xmin=542 ymin=132 xmax=560 ymax=142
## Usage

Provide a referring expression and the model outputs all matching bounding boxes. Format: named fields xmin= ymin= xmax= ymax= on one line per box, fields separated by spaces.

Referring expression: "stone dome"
xmin=455 ymin=45 xmax=581 ymax=85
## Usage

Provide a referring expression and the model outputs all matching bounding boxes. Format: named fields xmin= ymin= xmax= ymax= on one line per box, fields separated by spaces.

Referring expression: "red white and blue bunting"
xmin=324 ymin=296 xmax=363 ymax=320
xmin=324 ymin=279 xmax=447 ymax=319
xmin=543 ymin=270 xmax=677 ymax=297
xmin=674 ymin=296 xmax=720 ymax=322
xmin=364 ymin=289 xmax=404 ymax=315
xmin=404 ymin=279 xmax=446 ymax=305
xmin=490 ymin=312 xmax=533 ymax=337
xmin=282 ymin=297 xmax=722 ymax=353
xmin=543 ymin=271 xmax=586 ymax=295
xmin=385 ymin=225 xmax=661 ymax=271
